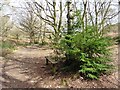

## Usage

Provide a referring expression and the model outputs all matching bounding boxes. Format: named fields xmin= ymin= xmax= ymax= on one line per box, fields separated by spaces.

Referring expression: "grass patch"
xmin=0 ymin=40 xmax=16 ymax=57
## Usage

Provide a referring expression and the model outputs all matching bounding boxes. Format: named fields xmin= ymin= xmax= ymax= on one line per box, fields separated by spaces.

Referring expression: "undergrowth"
xmin=0 ymin=40 xmax=16 ymax=57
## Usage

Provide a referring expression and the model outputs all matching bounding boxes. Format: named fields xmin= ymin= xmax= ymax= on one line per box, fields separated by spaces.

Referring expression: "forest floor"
xmin=0 ymin=27 xmax=119 ymax=88
xmin=0 ymin=42 xmax=119 ymax=88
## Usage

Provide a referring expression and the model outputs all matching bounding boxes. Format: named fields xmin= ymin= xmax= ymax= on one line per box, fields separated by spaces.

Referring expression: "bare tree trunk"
xmin=67 ymin=1 xmax=72 ymax=34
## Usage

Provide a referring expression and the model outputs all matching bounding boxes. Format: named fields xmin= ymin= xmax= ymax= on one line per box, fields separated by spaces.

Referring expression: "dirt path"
xmin=0 ymin=46 xmax=55 ymax=88
xmin=0 ymin=45 xmax=119 ymax=88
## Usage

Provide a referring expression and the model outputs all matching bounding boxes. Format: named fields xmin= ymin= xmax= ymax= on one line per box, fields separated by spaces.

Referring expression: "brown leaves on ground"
xmin=0 ymin=44 xmax=119 ymax=88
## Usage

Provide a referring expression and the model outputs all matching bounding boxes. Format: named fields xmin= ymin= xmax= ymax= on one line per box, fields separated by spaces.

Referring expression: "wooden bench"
xmin=45 ymin=55 xmax=66 ymax=74
xmin=45 ymin=56 xmax=65 ymax=67
xmin=45 ymin=54 xmax=66 ymax=63
xmin=45 ymin=56 xmax=58 ymax=65
xmin=45 ymin=56 xmax=60 ymax=74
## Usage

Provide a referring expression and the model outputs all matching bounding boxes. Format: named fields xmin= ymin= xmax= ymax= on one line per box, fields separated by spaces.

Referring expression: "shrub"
xmin=0 ymin=41 xmax=15 ymax=49
xmin=60 ymin=27 xmax=113 ymax=79
xmin=0 ymin=40 xmax=16 ymax=57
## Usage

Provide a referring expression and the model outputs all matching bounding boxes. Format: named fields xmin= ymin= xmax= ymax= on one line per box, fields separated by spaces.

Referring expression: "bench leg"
xmin=52 ymin=64 xmax=57 ymax=75
xmin=46 ymin=59 xmax=49 ymax=65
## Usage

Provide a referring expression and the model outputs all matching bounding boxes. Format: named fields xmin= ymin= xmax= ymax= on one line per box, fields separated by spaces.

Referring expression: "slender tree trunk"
xmin=67 ymin=1 xmax=72 ymax=34
xmin=65 ymin=1 xmax=72 ymax=65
